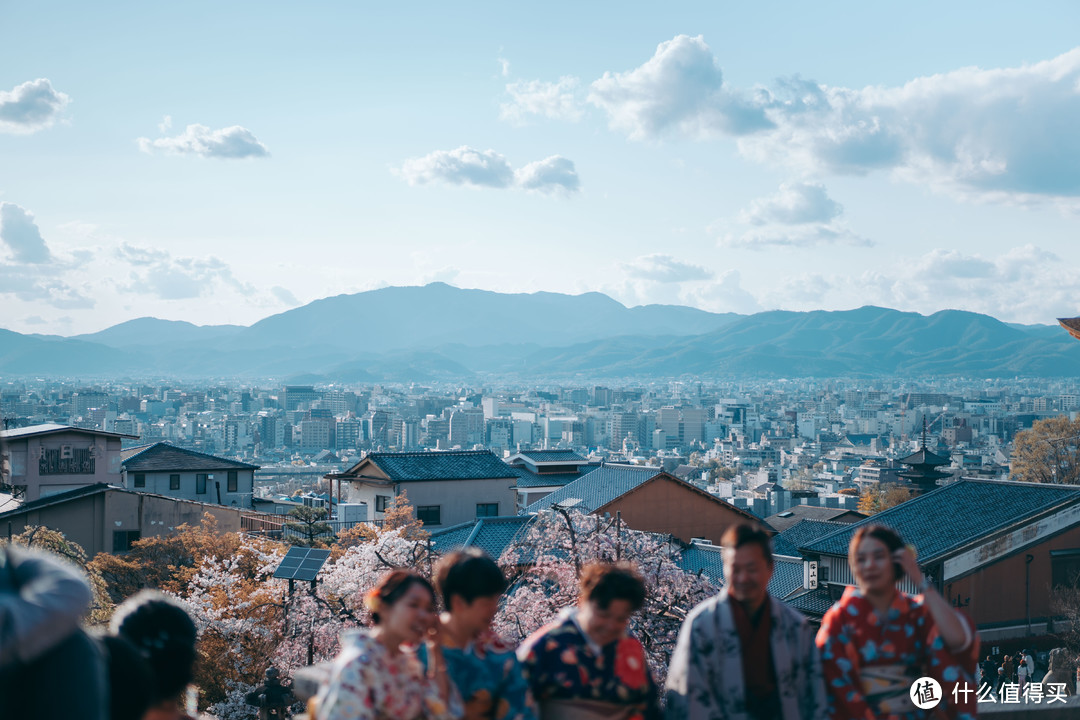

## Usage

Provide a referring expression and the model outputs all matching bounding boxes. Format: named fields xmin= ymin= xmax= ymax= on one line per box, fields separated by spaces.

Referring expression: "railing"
xmin=240 ymin=514 xmax=384 ymax=542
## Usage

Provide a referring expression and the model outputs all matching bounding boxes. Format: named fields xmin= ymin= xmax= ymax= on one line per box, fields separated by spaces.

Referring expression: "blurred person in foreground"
xmin=816 ymin=525 xmax=977 ymax=720
xmin=665 ymin=523 xmax=826 ymax=720
xmin=517 ymin=561 xmax=660 ymax=720
xmin=430 ymin=548 xmax=536 ymax=720
xmin=111 ymin=590 xmax=199 ymax=720
xmin=313 ymin=568 xmax=461 ymax=720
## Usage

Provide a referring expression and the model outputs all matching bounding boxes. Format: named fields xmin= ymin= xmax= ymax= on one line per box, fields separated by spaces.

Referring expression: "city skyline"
xmin=3 ymin=2 xmax=1080 ymax=334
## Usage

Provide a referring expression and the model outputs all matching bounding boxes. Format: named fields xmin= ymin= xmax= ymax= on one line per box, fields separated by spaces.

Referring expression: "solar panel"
xmin=273 ymin=547 xmax=330 ymax=581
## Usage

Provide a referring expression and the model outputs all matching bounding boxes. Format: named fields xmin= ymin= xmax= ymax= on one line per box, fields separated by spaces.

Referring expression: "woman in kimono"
xmin=313 ymin=569 xmax=461 ymax=720
xmin=816 ymin=525 xmax=978 ymax=720
xmin=430 ymin=548 xmax=536 ymax=720
xmin=517 ymin=562 xmax=660 ymax=720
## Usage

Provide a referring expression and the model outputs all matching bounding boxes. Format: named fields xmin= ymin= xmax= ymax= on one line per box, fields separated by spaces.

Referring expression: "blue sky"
xmin=3 ymin=1 xmax=1080 ymax=333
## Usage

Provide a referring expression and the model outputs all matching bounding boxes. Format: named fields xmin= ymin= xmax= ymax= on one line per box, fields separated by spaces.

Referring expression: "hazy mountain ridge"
xmin=1 ymin=286 xmax=1076 ymax=379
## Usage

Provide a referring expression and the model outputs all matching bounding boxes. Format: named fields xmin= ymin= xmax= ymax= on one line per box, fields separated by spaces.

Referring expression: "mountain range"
xmin=2 ymin=283 xmax=1076 ymax=379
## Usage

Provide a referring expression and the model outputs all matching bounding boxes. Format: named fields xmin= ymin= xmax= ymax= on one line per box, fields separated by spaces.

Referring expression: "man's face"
xmin=723 ymin=543 xmax=773 ymax=606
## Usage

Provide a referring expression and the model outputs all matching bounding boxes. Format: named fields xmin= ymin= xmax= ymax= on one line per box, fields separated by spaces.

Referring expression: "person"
xmin=100 ymin=633 xmax=159 ymax=720
xmin=111 ymin=590 xmax=200 ymax=720
xmin=1016 ymin=651 xmax=1029 ymax=692
xmin=1023 ymin=648 xmax=1036 ymax=681
xmin=431 ymin=548 xmax=536 ymax=720
xmin=313 ymin=569 xmax=461 ymax=720
xmin=517 ymin=561 xmax=660 ymax=720
xmin=0 ymin=542 xmax=108 ymax=720
xmin=665 ymin=523 xmax=827 ymax=720
xmin=979 ymin=655 xmax=996 ymax=692
xmin=816 ymin=525 xmax=978 ymax=720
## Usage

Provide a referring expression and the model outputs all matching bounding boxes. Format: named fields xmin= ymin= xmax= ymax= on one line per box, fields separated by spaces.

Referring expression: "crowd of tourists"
xmin=1 ymin=521 xmax=993 ymax=720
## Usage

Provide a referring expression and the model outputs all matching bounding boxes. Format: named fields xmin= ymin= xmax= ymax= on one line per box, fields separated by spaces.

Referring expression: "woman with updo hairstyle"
xmin=517 ymin=562 xmax=659 ymax=720
xmin=312 ymin=569 xmax=461 ymax=720
xmin=816 ymin=525 xmax=979 ymax=720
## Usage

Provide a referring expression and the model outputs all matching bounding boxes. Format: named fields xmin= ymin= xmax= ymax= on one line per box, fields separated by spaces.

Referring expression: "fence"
xmin=240 ymin=514 xmax=384 ymax=542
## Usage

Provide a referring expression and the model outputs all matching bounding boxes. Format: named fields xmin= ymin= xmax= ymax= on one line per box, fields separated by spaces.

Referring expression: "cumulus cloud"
xmin=398 ymin=146 xmax=580 ymax=194
xmin=117 ymin=243 xmax=254 ymax=299
xmin=623 ymin=254 xmax=712 ymax=283
xmin=0 ymin=203 xmax=51 ymax=263
xmin=588 ymin=35 xmax=772 ymax=140
xmin=740 ymin=182 xmax=842 ymax=225
xmin=137 ymin=123 xmax=269 ymax=159
xmin=720 ymin=182 xmax=870 ymax=249
xmin=514 ymin=156 xmax=580 ymax=194
xmin=0 ymin=79 xmax=70 ymax=134
xmin=501 ymin=77 xmax=584 ymax=124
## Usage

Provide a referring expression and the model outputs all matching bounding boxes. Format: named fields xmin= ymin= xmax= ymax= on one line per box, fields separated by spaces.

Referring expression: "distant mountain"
xmin=2 ymin=289 xmax=1078 ymax=379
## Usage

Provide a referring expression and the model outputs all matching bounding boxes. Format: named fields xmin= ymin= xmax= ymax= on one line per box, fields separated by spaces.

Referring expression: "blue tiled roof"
xmin=784 ymin=587 xmax=835 ymax=617
xmin=801 ymin=479 xmax=1080 ymax=562
xmin=678 ymin=544 xmax=806 ymax=598
xmin=777 ymin=520 xmax=848 ymax=558
xmin=771 ymin=535 xmax=801 ymax=558
xmin=122 ymin=442 xmax=259 ymax=472
xmin=510 ymin=466 xmax=590 ymax=489
xmin=365 ymin=451 xmax=517 ymax=482
xmin=515 ymin=450 xmax=587 ymax=464
xmin=429 ymin=516 xmax=535 ymax=561
xmin=525 ymin=464 xmax=662 ymax=513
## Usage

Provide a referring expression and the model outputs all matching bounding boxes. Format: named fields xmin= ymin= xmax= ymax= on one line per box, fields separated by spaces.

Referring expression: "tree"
xmin=285 ymin=505 xmax=333 ymax=547
xmin=1011 ymin=415 xmax=1080 ymax=484
xmin=495 ymin=507 xmax=715 ymax=687
xmin=857 ymin=483 xmax=912 ymax=515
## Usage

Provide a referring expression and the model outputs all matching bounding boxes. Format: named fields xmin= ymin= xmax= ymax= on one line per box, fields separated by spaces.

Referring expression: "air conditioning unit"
xmin=61 ymin=446 xmax=73 ymax=459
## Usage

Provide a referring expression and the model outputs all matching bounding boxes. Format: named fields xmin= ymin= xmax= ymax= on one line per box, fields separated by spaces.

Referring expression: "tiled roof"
xmin=801 ymin=479 xmax=1080 ymax=562
xmin=0 ymin=483 xmax=116 ymax=519
xmin=784 ymin=587 xmax=835 ymax=617
xmin=771 ymin=534 xmax=802 ymax=558
xmin=365 ymin=451 xmax=517 ymax=482
xmin=510 ymin=465 xmax=592 ymax=489
xmin=514 ymin=450 xmax=587 ymax=464
xmin=899 ymin=445 xmax=950 ymax=466
xmin=778 ymin=520 xmax=849 ymax=556
xmin=0 ymin=423 xmax=137 ymax=440
xmin=429 ymin=516 xmax=534 ymax=561
xmin=678 ymin=544 xmax=806 ymax=599
xmin=122 ymin=443 xmax=259 ymax=472
xmin=765 ymin=506 xmax=866 ymax=533
xmin=525 ymin=464 xmax=663 ymax=513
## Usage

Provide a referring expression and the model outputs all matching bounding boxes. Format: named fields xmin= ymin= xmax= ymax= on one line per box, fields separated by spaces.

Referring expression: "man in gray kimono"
xmin=665 ymin=524 xmax=826 ymax=720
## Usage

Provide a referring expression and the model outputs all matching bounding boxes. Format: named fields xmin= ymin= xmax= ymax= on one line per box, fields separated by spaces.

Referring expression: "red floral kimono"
xmin=516 ymin=610 xmax=660 ymax=720
xmin=816 ymin=587 xmax=977 ymax=720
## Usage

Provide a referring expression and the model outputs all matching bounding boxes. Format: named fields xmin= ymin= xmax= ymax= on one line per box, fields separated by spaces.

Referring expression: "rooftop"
xmin=509 ymin=449 xmax=588 ymax=465
xmin=429 ymin=515 xmax=534 ymax=561
xmin=800 ymin=479 xmax=1080 ymax=563
xmin=764 ymin=505 xmax=866 ymax=533
xmin=0 ymin=423 xmax=138 ymax=440
xmin=122 ymin=442 xmax=259 ymax=472
xmin=525 ymin=464 xmax=663 ymax=513
xmin=352 ymin=450 xmax=518 ymax=482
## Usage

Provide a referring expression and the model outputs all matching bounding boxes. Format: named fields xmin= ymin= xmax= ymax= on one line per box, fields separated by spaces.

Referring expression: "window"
xmin=476 ymin=503 xmax=499 ymax=518
xmin=227 ymin=471 xmax=238 ymax=493
xmin=375 ymin=495 xmax=392 ymax=512
xmin=1052 ymin=549 xmax=1080 ymax=588
xmin=196 ymin=473 xmax=208 ymax=494
xmin=416 ymin=505 xmax=441 ymax=526
xmin=170 ymin=474 xmax=180 ymax=490
xmin=113 ymin=530 xmax=141 ymax=552
xmin=819 ymin=564 xmax=830 ymax=583
xmin=133 ymin=473 xmax=145 ymax=488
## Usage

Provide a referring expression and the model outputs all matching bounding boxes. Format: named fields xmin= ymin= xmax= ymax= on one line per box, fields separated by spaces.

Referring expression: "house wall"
xmin=399 ymin=478 xmax=519 ymax=529
xmin=6 ymin=432 xmax=124 ymax=501
xmin=2 ymin=489 xmax=244 ymax=556
xmin=129 ymin=469 xmax=255 ymax=508
xmin=604 ymin=476 xmax=767 ymax=544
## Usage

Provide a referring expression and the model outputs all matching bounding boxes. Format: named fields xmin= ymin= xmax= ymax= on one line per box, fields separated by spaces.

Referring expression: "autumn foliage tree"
xmin=1011 ymin=415 xmax=1080 ymax=484
xmin=857 ymin=483 xmax=912 ymax=515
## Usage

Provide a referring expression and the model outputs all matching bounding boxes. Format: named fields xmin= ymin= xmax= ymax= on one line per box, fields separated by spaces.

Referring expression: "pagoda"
xmin=898 ymin=420 xmax=951 ymax=494
xmin=1059 ymin=317 xmax=1080 ymax=342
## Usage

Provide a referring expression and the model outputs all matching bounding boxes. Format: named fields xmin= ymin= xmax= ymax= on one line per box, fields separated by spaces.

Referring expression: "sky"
xmin=3 ymin=1 xmax=1080 ymax=334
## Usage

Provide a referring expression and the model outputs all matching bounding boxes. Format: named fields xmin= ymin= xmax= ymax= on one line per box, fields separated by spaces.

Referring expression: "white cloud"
xmin=420 ymin=267 xmax=460 ymax=285
xmin=117 ymin=243 xmax=255 ymax=300
xmin=740 ymin=182 xmax=842 ymax=225
xmin=271 ymin=286 xmax=300 ymax=306
xmin=137 ymin=123 xmax=270 ymax=159
xmin=0 ymin=203 xmax=51 ymax=263
xmin=588 ymin=35 xmax=772 ymax=140
xmin=0 ymin=79 xmax=69 ymax=134
xmin=398 ymin=146 xmax=580 ymax=194
xmin=498 ymin=57 xmax=511 ymax=78
xmin=501 ymin=77 xmax=584 ymax=124
xmin=622 ymin=254 xmax=711 ymax=283
xmin=514 ymin=156 xmax=580 ymax=194
xmin=158 ymin=115 xmax=172 ymax=133
xmin=720 ymin=182 xmax=870 ymax=249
